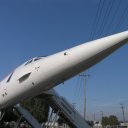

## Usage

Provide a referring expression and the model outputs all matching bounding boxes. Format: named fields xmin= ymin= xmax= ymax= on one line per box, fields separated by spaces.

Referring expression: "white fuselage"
xmin=0 ymin=31 xmax=128 ymax=108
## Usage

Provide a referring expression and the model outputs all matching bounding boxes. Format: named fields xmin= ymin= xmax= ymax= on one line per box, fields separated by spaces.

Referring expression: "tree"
xmin=102 ymin=116 xmax=109 ymax=126
xmin=102 ymin=115 xmax=119 ymax=126
xmin=108 ymin=115 xmax=119 ymax=126
xmin=21 ymin=97 xmax=49 ymax=123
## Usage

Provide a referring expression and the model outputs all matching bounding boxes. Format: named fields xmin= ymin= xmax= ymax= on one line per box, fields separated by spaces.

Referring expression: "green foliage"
xmin=109 ymin=115 xmax=119 ymax=126
xmin=102 ymin=117 xmax=109 ymax=126
xmin=21 ymin=97 xmax=49 ymax=123
xmin=102 ymin=115 xmax=119 ymax=126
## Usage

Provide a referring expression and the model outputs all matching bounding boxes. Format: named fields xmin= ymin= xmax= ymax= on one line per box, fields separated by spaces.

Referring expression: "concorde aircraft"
xmin=0 ymin=31 xmax=128 ymax=109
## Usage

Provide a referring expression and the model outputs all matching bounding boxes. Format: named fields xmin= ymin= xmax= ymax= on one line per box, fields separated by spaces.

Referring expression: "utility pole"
xmin=79 ymin=73 xmax=90 ymax=120
xmin=120 ymin=103 xmax=125 ymax=122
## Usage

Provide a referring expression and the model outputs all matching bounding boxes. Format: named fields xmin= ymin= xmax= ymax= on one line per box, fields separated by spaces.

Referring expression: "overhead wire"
xmin=77 ymin=76 xmax=85 ymax=113
xmin=89 ymin=0 xmax=105 ymax=40
xmin=93 ymin=0 xmax=105 ymax=39
xmin=98 ymin=0 xmax=114 ymax=37
xmin=97 ymin=0 xmax=113 ymax=37
xmin=114 ymin=1 xmax=128 ymax=32
xmin=106 ymin=0 xmax=122 ymax=35
xmin=74 ymin=76 xmax=84 ymax=102
xmin=89 ymin=0 xmax=102 ymax=40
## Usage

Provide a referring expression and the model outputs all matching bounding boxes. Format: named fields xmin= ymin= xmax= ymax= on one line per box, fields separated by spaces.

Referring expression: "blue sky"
xmin=0 ymin=0 xmax=128 ymax=121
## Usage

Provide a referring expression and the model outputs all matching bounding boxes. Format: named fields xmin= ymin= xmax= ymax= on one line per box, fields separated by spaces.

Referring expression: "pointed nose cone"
xmin=86 ymin=31 xmax=128 ymax=62
xmin=67 ymin=31 xmax=128 ymax=71
xmin=89 ymin=31 xmax=128 ymax=52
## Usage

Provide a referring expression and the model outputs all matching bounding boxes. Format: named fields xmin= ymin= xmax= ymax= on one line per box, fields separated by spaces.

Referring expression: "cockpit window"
xmin=23 ymin=56 xmax=45 ymax=66
xmin=7 ymin=72 xmax=13 ymax=83
xmin=34 ymin=57 xmax=42 ymax=61
xmin=25 ymin=59 xmax=33 ymax=65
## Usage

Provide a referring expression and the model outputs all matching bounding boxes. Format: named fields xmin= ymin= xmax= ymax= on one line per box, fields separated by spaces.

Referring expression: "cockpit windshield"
xmin=34 ymin=57 xmax=42 ymax=61
xmin=24 ymin=56 xmax=46 ymax=66
xmin=25 ymin=59 xmax=33 ymax=65
xmin=7 ymin=72 xmax=13 ymax=83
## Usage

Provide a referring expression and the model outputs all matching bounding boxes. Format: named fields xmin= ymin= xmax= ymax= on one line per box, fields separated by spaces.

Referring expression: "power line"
xmin=97 ymin=0 xmax=113 ymax=37
xmin=99 ymin=0 xmax=114 ymax=36
xmin=114 ymin=1 xmax=128 ymax=32
xmin=74 ymin=76 xmax=82 ymax=100
xmin=90 ymin=0 xmax=105 ymax=40
xmin=74 ymin=76 xmax=85 ymax=113
xmin=89 ymin=0 xmax=102 ymax=40
xmin=107 ymin=0 xmax=122 ymax=34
